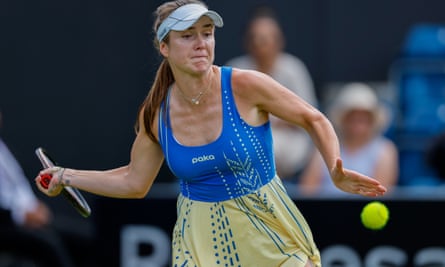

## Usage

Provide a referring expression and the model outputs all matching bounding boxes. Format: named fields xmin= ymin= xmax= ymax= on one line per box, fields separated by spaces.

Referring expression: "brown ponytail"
xmin=135 ymin=0 xmax=207 ymax=142
xmin=135 ymin=59 xmax=174 ymax=142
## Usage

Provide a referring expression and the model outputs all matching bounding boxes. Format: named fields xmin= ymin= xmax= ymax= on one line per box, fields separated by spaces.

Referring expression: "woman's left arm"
xmin=232 ymin=69 xmax=387 ymax=197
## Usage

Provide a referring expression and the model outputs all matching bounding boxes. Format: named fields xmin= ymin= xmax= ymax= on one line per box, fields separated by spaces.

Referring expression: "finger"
xmin=357 ymin=181 xmax=387 ymax=193
xmin=335 ymin=158 xmax=346 ymax=176
xmin=35 ymin=171 xmax=62 ymax=196
xmin=35 ymin=176 xmax=42 ymax=188
xmin=38 ymin=167 xmax=62 ymax=187
xmin=39 ymin=167 xmax=54 ymax=176
xmin=347 ymin=170 xmax=382 ymax=185
xmin=360 ymin=177 xmax=387 ymax=192
xmin=357 ymin=184 xmax=387 ymax=196
xmin=48 ymin=166 xmax=61 ymax=174
xmin=39 ymin=173 xmax=52 ymax=189
xmin=35 ymin=176 xmax=48 ymax=192
xmin=375 ymin=184 xmax=387 ymax=194
xmin=336 ymin=158 xmax=343 ymax=170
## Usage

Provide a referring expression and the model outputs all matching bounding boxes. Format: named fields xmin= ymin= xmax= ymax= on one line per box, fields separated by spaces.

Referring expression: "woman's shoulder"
xmin=229 ymin=67 xmax=270 ymax=88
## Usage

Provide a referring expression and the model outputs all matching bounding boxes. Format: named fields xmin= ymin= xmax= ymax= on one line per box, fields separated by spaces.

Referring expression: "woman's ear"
xmin=159 ymin=42 xmax=169 ymax=58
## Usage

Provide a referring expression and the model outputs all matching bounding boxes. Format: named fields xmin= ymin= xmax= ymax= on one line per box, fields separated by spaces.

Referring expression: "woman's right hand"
xmin=35 ymin=167 xmax=66 ymax=197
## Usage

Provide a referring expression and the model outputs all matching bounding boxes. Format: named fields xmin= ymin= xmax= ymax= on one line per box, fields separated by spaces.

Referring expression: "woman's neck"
xmin=173 ymin=66 xmax=216 ymax=105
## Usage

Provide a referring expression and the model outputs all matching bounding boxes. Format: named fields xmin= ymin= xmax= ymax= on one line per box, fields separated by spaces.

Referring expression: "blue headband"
xmin=156 ymin=3 xmax=224 ymax=42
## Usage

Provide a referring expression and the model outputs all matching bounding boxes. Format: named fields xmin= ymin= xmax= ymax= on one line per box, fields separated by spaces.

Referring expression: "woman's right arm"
xmin=35 ymin=110 xmax=165 ymax=199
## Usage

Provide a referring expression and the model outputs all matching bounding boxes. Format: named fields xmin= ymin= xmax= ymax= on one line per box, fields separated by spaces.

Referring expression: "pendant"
xmin=191 ymin=92 xmax=203 ymax=105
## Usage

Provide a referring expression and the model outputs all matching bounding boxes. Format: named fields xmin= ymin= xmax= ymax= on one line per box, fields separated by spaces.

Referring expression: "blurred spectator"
xmin=389 ymin=23 xmax=445 ymax=186
xmin=299 ymin=83 xmax=399 ymax=196
xmin=0 ymin=111 xmax=74 ymax=267
xmin=426 ymin=132 xmax=445 ymax=181
xmin=226 ymin=5 xmax=318 ymax=181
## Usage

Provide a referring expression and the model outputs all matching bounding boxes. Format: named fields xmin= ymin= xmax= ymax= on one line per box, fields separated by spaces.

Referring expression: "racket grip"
xmin=40 ymin=173 xmax=53 ymax=189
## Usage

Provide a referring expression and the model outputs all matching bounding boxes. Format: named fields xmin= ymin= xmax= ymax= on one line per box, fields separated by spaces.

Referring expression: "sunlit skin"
xmin=160 ymin=17 xmax=222 ymax=146
xmin=34 ymin=16 xmax=386 ymax=206
xmin=33 ymin=14 xmax=386 ymax=267
xmin=340 ymin=109 xmax=399 ymax=188
xmin=161 ymin=17 xmax=215 ymax=77
xmin=300 ymin=107 xmax=398 ymax=194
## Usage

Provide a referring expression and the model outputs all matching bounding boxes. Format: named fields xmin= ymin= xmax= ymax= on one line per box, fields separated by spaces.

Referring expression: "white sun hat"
xmin=328 ymin=82 xmax=390 ymax=133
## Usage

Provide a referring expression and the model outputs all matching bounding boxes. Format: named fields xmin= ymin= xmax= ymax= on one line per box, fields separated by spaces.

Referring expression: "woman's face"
xmin=160 ymin=16 xmax=215 ymax=75
xmin=341 ymin=109 xmax=375 ymax=139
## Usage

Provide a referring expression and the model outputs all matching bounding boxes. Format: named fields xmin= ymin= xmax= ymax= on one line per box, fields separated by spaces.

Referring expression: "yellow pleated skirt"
xmin=172 ymin=176 xmax=321 ymax=267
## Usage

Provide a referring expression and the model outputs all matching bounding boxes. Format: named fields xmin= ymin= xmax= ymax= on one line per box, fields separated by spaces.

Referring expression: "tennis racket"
xmin=35 ymin=147 xmax=91 ymax=218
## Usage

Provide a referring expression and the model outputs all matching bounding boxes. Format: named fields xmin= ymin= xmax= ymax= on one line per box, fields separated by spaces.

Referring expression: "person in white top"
xmin=0 ymin=111 xmax=74 ymax=267
xmin=0 ymin=112 xmax=51 ymax=228
xmin=226 ymin=6 xmax=318 ymax=181
xmin=299 ymin=83 xmax=399 ymax=196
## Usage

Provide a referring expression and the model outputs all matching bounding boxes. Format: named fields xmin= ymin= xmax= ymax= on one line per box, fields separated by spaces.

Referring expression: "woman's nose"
xmin=194 ymin=34 xmax=206 ymax=49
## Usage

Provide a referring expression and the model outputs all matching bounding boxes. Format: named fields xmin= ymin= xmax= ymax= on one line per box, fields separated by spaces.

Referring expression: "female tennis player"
xmin=35 ymin=1 xmax=387 ymax=266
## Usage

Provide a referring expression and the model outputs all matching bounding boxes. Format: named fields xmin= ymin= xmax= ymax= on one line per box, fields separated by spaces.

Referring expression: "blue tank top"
xmin=158 ymin=67 xmax=276 ymax=202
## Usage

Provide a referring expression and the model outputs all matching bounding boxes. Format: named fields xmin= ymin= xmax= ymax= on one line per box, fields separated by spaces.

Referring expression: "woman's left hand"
xmin=331 ymin=158 xmax=387 ymax=197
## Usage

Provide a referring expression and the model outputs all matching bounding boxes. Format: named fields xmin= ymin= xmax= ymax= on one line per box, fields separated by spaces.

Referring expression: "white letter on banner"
xmin=321 ymin=245 xmax=362 ymax=267
xmin=120 ymin=225 xmax=170 ymax=267
xmin=414 ymin=247 xmax=445 ymax=266
xmin=365 ymin=246 xmax=407 ymax=267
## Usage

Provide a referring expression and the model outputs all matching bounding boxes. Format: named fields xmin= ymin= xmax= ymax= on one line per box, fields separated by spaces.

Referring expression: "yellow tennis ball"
xmin=360 ymin=201 xmax=389 ymax=230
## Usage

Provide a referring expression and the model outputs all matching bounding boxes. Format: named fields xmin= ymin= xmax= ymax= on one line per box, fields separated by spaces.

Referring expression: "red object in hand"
xmin=40 ymin=173 xmax=52 ymax=189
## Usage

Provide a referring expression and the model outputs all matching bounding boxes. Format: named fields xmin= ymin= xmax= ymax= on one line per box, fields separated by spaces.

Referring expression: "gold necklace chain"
xmin=176 ymin=71 xmax=213 ymax=105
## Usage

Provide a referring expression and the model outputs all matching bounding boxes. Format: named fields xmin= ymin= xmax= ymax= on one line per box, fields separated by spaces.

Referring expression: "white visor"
xmin=156 ymin=3 xmax=224 ymax=42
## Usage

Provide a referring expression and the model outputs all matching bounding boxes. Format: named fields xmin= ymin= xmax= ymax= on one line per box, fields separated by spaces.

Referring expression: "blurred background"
xmin=1 ymin=0 xmax=445 ymax=266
